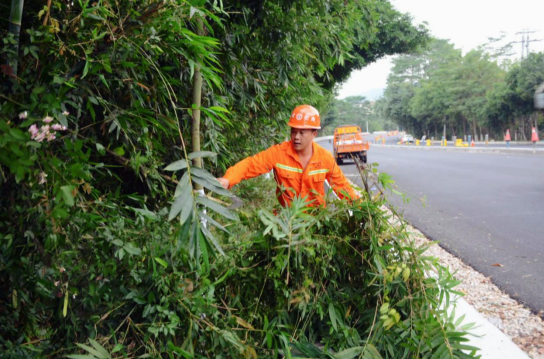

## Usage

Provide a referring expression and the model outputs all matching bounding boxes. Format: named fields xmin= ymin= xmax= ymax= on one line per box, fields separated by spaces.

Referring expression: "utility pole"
xmin=366 ymin=121 xmax=369 ymax=133
xmin=514 ymin=30 xmax=542 ymax=59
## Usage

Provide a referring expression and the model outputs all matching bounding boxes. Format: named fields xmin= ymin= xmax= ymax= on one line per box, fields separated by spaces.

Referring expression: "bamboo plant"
xmin=8 ymin=0 xmax=24 ymax=77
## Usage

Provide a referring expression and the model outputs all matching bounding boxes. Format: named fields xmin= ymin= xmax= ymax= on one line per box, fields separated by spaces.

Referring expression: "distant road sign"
xmin=535 ymin=83 xmax=544 ymax=109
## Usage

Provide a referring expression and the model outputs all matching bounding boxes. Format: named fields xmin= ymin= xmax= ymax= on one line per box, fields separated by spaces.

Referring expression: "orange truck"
xmin=333 ymin=125 xmax=369 ymax=164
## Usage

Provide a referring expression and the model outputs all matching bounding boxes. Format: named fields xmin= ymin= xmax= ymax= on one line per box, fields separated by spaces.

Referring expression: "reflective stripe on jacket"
xmin=224 ymin=141 xmax=360 ymax=207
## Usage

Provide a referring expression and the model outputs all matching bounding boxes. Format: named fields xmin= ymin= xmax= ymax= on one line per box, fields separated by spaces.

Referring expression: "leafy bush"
xmin=1 ymin=166 xmax=478 ymax=358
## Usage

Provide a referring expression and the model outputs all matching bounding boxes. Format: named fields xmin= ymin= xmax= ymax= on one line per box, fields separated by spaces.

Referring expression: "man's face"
xmin=290 ymin=128 xmax=317 ymax=152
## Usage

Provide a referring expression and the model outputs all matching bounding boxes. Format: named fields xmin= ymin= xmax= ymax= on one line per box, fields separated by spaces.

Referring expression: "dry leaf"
xmin=235 ymin=316 xmax=254 ymax=330
xmin=491 ymin=263 xmax=503 ymax=267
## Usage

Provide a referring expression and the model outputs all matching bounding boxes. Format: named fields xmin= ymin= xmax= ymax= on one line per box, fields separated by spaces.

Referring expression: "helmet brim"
xmin=288 ymin=124 xmax=321 ymax=130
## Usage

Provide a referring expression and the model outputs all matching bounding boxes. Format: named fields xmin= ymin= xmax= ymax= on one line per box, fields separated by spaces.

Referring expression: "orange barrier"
xmin=531 ymin=127 xmax=539 ymax=142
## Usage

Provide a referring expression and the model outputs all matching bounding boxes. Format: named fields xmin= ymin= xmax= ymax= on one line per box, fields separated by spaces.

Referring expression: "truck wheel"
xmin=336 ymin=157 xmax=343 ymax=165
xmin=359 ymin=152 xmax=367 ymax=163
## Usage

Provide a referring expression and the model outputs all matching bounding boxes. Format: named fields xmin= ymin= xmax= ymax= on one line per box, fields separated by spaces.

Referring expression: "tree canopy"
xmin=380 ymin=38 xmax=544 ymax=139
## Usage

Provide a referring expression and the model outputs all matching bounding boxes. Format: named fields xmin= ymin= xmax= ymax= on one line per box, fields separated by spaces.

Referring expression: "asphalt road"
xmin=317 ymin=137 xmax=544 ymax=316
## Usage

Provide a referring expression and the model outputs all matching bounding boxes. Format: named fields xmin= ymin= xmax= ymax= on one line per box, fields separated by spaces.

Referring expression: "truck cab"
xmin=333 ymin=125 xmax=369 ymax=164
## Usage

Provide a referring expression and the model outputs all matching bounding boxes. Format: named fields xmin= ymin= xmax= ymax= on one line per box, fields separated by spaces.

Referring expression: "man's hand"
xmin=216 ymin=177 xmax=229 ymax=190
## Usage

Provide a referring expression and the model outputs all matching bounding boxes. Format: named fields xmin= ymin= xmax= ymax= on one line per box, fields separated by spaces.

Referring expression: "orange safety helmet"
xmin=287 ymin=105 xmax=321 ymax=129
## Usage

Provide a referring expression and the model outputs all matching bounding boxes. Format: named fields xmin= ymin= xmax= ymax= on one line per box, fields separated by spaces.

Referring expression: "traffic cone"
xmin=504 ymin=129 xmax=511 ymax=141
xmin=531 ymin=127 xmax=539 ymax=142
xmin=470 ymin=139 xmax=475 ymax=147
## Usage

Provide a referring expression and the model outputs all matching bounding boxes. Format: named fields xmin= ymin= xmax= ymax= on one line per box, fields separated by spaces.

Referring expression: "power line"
xmin=513 ymin=30 xmax=542 ymax=59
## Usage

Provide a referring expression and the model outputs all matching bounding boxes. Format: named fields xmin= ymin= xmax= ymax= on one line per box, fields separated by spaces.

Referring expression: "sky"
xmin=337 ymin=0 xmax=544 ymax=99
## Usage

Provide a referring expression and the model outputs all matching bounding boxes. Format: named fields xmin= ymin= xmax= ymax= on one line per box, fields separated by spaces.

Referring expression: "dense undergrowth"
xmin=1 ymin=173 xmax=479 ymax=358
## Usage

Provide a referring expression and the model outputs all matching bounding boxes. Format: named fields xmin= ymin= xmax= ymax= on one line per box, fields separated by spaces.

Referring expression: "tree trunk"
xmin=472 ymin=118 xmax=477 ymax=139
xmin=462 ymin=118 xmax=467 ymax=139
xmin=8 ymin=0 xmax=24 ymax=78
xmin=191 ymin=17 xmax=204 ymax=190
xmin=519 ymin=117 xmax=527 ymax=141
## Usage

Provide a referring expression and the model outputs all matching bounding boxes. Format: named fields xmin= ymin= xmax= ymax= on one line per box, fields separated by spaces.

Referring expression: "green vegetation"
xmin=0 ymin=0 xmax=481 ymax=357
xmin=380 ymin=38 xmax=544 ymax=139
xmin=321 ymin=96 xmax=396 ymax=136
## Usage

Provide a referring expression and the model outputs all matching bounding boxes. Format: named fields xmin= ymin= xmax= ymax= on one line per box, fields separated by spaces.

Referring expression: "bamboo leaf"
xmin=179 ymin=195 xmax=194 ymax=227
xmin=82 ymin=60 xmax=90 ymax=79
xmin=200 ymin=221 xmax=225 ymax=255
xmin=191 ymin=172 xmax=232 ymax=197
xmin=234 ymin=316 xmax=254 ymax=330
xmin=363 ymin=344 xmax=383 ymax=359
xmin=209 ymin=106 xmax=229 ymax=113
xmin=154 ymin=257 xmax=168 ymax=268
xmin=123 ymin=243 xmax=141 ymax=256
xmin=169 ymin=184 xmax=192 ymax=221
xmin=75 ymin=343 xmax=103 ymax=358
xmin=174 ymin=172 xmax=191 ymax=198
xmin=329 ymin=303 xmax=338 ymax=331
xmin=195 ymin=196 xmax=236 ymax=220
xmin=198 ymin=211 xmax=229 ymax=233
xmin=190 ymin=167 xmax=220 ymax=182
xmin=63 ymin=290 xmax=68 ymax=317
xmin=188 ymin=151 xmax=217 ymax=160
xmin=164 ymin=159 xmax=187 ymax=171
xmin=334 ymin=346 xmax=364 ymax=359
xmin=89 ymin=339 xmax=111 ymax=359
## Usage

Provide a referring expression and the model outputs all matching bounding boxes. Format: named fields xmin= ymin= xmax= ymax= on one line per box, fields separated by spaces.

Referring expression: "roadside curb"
xmin=372 ymin=143 xmax=544 ymax=156
xmin=451 ymin=298 xmax=531 ymax=358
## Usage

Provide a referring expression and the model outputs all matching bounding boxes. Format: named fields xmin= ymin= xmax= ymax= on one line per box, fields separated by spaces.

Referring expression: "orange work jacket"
xmin=224 ymin=141 xmax=360 ymax=207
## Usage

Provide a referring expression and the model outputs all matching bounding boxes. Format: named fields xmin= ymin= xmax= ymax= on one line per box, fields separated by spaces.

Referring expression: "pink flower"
xmin=19 ymin=111 xmax=28 ymax=119
xmin=34 ymin=131 xmax=47 ymax=142
xmin=51 ymin=124 xmax=67 ymax=131
xmin=43 ymin=116 xmax=54 ymax=123
xmin=46 ymin=132 xmax=56 ymax=142
xmin=28 ymin=124 xmax=39 ymax=138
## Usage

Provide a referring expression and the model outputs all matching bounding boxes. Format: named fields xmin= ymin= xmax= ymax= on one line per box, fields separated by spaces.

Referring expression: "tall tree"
xmin=496 ymin=52 xmax=544 ymax=138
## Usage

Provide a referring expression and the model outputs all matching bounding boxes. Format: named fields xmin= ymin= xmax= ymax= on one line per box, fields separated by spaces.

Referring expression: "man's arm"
xmin=217 ymin=146 xmax=277 ymax=189
xmin=326 ymin=162 xmax=361 ymax=201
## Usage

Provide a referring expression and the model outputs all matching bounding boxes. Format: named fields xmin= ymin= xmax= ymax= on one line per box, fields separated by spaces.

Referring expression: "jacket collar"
xmin=284 ymin=141 xmax=322 ymax=166
xmin=309 ymin=142 xmax=321 ymax=164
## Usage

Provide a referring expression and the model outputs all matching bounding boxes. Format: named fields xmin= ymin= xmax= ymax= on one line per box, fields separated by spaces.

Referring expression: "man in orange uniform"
xmin=216 ymin=105 xmax=360 ymax=207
